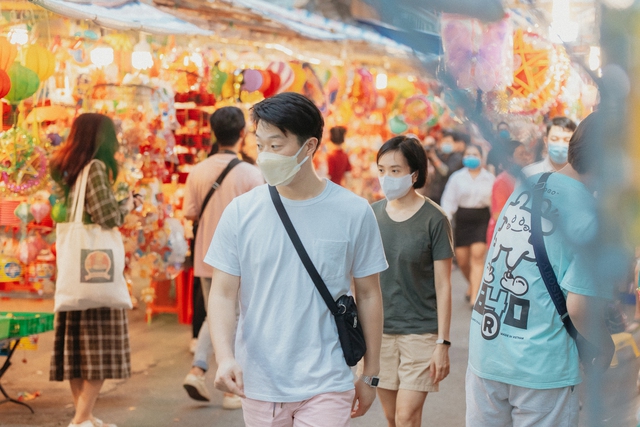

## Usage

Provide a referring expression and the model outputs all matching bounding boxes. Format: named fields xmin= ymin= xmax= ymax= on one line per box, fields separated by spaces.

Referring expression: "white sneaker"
xmin=222 ymin=393 xmax=242 ymax=410
xmin=189 ymin=338 xmax=198 ymax=354
xmin=68 ymin=421 xmax=93 ymax=427
xmin=183 ymin=373 xmax=211 ymax=401
xmin=92 ymin=418 xmax=117 ymax=427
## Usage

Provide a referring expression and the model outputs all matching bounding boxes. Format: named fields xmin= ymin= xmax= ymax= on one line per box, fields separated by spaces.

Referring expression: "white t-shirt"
xmin=205 ymin=181 xmax=388 ymax=402
xmin=522 ymin=157 xmax=555 ymax=177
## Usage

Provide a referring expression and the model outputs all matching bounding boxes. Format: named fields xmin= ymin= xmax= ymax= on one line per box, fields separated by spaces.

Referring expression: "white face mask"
xmin=256 ymin=143 xmax=309 ymax=186
xmin=379 ymin=173 xmax=414 ymax=201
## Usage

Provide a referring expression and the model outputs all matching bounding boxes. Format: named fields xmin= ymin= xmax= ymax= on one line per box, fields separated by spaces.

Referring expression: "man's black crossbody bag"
xmin=530 ymin=172 xmax=609 ymax=371
xmin=268 ymin=185 xmax=366 ymax=367
xmin=190 ymin=157 xmax=242 ymax=262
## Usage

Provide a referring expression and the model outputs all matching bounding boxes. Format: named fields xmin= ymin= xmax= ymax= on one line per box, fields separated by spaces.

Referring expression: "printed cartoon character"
xmin=474 ymin=190 xmax=555 ymax=340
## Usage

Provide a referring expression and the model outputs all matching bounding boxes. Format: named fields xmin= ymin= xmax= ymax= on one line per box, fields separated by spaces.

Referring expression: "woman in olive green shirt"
xmin=372 ymin=135 xmax=454 ymax=427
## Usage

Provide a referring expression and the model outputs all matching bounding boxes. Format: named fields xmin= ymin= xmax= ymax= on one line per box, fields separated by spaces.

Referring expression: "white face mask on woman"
xmin=256 ymin=143 xmax=309 ymax=186
xmin=379 ymin=173 xmax=414 ymax=201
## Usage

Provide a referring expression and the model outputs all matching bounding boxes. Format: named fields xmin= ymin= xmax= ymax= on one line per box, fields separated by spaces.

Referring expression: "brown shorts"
xmin=379 ymin=333 xmax=439 ymax=392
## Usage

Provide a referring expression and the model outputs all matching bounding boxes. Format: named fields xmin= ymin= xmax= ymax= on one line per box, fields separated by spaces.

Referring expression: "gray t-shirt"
xmin=372 ymin=198 xmax=454 ymax=334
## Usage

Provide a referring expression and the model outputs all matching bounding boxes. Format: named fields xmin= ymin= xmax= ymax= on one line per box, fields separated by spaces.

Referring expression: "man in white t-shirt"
xmin=206 ymin=92 xmax=388 ymax=426
xmin=181 ymin=107 xmax=263 ymax=408
xmin=522 ymin=117 xmax=577 ymax=177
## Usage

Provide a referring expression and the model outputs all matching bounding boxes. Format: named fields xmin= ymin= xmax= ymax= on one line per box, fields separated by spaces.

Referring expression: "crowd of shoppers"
xmin=50 ymin=96 xmax=620 ymax=427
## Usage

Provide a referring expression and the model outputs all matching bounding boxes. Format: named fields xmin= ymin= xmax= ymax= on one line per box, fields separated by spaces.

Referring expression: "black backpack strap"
xmin=530 ymin=172 xmax=579 ymax=339
xmin=268 ymin=185 xmax=341 ymax=315
xmin=197 ymin=157 xmax=242 ymax=223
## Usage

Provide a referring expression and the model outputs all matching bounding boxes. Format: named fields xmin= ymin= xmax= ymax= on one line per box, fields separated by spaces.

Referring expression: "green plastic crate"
xmin=0 ymin=312 xmax=54 ymax=338
xmin=0 ymin=317 xmax=10 ymax=340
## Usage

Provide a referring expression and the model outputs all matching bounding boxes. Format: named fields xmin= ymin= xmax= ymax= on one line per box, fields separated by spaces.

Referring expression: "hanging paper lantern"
xmin=288 ymin=62 xmax=307 ymax=94
xmin=30 ymin=202 xmax=51 ymax=224
xmin=350 ymin=68 xmax=376 ymax=117
xmin=257 ymin=70 xmax=271 ymax=94
xmin=25 ymin=44 xmax=55 ymax=82
xmin=389 ymin=115 xmax=408 ymax=134
xmin=267 ymin=61 xmax=294 ymax=93
xmin=208 ymin=64 xmax=228 ymax=98
xmin=402 ymin=95 xmax=435 ymax=127
xmin=14 ymin=202 xmax=32 ymax=223
xmin=302 ymin=63 xmax=327 ymax=113
xmin=51 ymin=200 xmax=67 ymax=223
xmin=0 ymin=38 xmax=17 ymax=72
xmin=5 ymin=62 xmax=40 ymax=104
xmin=263 ymin=70 xmax=280 ymax=98
xmin=0 ymin=70 xmax=10 ymax=99
xmin=242 ymin=69 xmax=263 ymax=92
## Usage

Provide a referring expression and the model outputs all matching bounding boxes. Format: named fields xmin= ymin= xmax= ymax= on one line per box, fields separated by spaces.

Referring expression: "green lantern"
xmin=5 ymin=62 xmax=40 ymax=104
xmin=208 ymin=65 xmax=228 ymax=98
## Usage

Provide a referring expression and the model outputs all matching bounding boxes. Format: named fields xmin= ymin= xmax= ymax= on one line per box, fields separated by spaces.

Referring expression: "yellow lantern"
xmin=25 ymin=44 xmax=55 ymax=82
xmin=0 ymin=38 xmax=17 ymax=72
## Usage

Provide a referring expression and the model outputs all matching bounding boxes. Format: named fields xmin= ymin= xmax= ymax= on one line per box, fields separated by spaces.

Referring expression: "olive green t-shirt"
xmin=372 ymin=198 xmax=454 ymax=334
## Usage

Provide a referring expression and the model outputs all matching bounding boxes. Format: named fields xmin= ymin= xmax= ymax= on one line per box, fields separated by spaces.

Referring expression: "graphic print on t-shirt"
xmin=473 ymin=190 xmax=555 ymax=340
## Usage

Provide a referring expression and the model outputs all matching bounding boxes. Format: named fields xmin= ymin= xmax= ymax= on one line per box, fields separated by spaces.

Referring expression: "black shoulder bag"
xmin=268 ymin=185 xmax=366 ymax=366
xmin=190 ymin=157 xmax=242 ymax=259
xmin=530 ymin=172 xmax=610 ymax=372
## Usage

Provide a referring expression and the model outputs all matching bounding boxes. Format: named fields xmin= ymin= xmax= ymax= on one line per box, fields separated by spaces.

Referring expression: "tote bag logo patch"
xmin=81 ymin=249 xmax=114 ymax=282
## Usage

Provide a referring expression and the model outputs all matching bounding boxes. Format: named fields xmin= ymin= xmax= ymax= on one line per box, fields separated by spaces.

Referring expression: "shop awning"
xmin=28 ymin=0 xmax=213 ymax=35
xmin=231 ymin=0 xmax=411 ymax=53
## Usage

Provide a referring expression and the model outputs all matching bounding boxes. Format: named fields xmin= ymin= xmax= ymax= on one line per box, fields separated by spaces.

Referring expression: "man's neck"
xmin=219 ymin=143 xmax=239 ymax=154
xmin=276 ymin=168 xmax=326 ymax=201
xmin=557 ymin=164 xmax=592 ymax=190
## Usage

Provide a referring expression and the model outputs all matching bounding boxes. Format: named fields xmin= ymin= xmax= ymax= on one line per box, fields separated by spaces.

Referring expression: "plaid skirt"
xmin=50 ymin=307 xmax=131 ymax=381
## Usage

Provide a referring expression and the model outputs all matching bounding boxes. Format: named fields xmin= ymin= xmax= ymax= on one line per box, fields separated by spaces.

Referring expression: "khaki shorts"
xmin=379 ymin=333 xmax=439 ymax=392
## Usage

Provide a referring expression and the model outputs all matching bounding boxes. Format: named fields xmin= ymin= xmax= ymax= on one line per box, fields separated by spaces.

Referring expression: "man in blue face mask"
xmin=424 ymin=129 xmax=466 ymax=206
xmin=523 ymin=117 xmax=577 ymax=177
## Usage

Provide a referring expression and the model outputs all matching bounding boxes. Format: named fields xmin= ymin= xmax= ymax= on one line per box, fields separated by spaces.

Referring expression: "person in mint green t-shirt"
xmin=466 ymin=112 xmax=615 ymax=427
xmin=372 ymin=135 xmax=454 ymax=427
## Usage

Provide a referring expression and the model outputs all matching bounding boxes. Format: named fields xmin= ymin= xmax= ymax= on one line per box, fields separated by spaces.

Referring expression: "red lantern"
xmin=0 ymin=69 xmax=11 ymax=99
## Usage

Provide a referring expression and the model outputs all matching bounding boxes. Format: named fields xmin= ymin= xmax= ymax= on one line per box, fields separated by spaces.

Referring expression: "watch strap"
xmin=436 ymin=339 xmax=451 ymax=346
xmin=360 ymin=375 xmax=380 ymax=387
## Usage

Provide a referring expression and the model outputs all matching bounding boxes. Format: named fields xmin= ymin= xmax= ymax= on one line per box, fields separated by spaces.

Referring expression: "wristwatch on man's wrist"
xmin=435 ymin=339 xmax=452 ymax=346
xmin=360 ymin=375 xmax=380 ymax=387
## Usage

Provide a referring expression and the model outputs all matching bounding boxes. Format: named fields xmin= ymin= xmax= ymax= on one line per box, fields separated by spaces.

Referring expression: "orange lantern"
xmin=0 ymin=69 xmax=11 ymax=99
xmin=0 ymin=38 xmax=17 ymax=72
xmin=25 ymin=44 xmax=55 ymax=82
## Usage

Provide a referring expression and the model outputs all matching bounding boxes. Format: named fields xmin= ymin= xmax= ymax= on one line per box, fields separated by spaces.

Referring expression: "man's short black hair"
xmin=209 ymin=106 xmax=246 ymax=146
xmin=546 ymin=116 xmax=577 ymax=136
xmin=453 ymin=131 xmax=471 ymax=146
xmin=330 ymin=126 xmax=347 ymax=144
xmin=568 ymin=112 xmax=599 ymax=174
xmin=251 ymin=92 xmax=324 ymax=150
xmin=377 ymin=136 xmax=428 ymax=189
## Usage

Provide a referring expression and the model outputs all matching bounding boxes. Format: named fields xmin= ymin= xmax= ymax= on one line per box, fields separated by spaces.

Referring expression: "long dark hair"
xmin=50 ymin=113 xmax=119 ymax=197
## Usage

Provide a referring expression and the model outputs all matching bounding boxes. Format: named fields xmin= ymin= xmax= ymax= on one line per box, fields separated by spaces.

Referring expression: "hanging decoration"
xmin=5 ymin=62 xmax=40 ymax=104
xmin=0 ymin=70 xmax=11 ymax=99
xmin=0 ymin=38 xmax=17 ymax=72
xmin=25 ymin=44 xmax=56 ymax=82
xmin=0 ymin=127 xmax=47 ymax=195
xmin=503 ymin=29 xmax=571 ymax=114
xmin=441 ymin=14 xmax=514 ymax=92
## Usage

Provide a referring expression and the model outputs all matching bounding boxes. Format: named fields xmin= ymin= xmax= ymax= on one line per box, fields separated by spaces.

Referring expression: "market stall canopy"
xmin=28 ymin=0 xmax=213 ymax=35
xmin=230 ymin=0 xmax=410 ymax=53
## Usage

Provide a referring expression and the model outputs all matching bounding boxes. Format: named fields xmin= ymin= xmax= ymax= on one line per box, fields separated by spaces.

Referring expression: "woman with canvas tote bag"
xmin=49 ymin=113 xmax=141 ymax=427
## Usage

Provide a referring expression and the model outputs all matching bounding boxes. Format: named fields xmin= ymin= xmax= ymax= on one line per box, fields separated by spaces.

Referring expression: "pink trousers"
xmin=242 ymin=389 xmax=355 ymax=427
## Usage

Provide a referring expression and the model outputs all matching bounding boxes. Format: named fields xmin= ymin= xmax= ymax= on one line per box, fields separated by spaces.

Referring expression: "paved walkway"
xmin=1 ymin=269 xmax=638 ymax=426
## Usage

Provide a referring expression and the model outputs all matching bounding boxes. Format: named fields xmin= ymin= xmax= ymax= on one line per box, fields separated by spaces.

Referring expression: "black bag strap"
xmin=268 ymin=185 xmax=341 ymax=315
xmin=197 ymin=157 xmax=242 ymax=223
xmin=530 ymin=172 xmax=579 ymax=340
